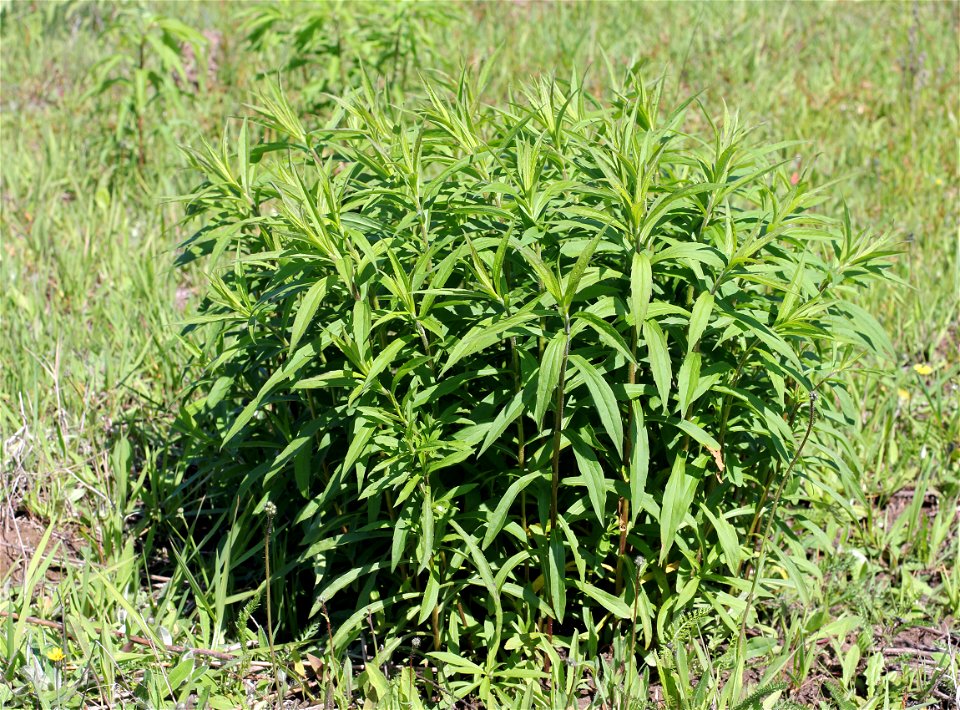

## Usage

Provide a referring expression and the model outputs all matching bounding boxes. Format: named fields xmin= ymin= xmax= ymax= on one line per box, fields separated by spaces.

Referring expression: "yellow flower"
xmin=897 ymin=388 xmax=910 ymax=400
xmin=935 ymin=178 xmax=944 ymax=186
xmin=45 ymin=647 xmax=65 ymax=663
xmin=913 ymin=363 xmax=934 ymax=376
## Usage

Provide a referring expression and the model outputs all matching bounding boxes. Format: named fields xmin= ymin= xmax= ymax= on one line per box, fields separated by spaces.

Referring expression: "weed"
xmin=172 ymin=63 xmax=893 ymax=705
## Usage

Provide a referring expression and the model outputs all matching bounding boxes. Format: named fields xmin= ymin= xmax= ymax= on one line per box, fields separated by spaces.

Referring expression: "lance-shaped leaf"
xmin=677 ymin=350 xmax=701 ymax=419
xmin=642 ymin=319 xmax=672 ymax=414
xmin=222 ymin=341 xmax=317 ymax=447
xmin=629 ymin=400 xmax=649 ymax=525
xmin=572 ymin=580 xmax=633 ymax=619
xmin=535 ymin=332 xmax=567 ymax=427
xmin=569 ymin=431 xmax=608 ymax=525
xmin=659 ymin=453 xmax=698 ymax=563
xmin=441 ymin=308 xmax=538 ymax=375
xmin=561 ymin=232 xmax=602 ymax=312
xmin=569 ymin=354 xmax=624 ymax=457
xmin=547 ymin=529 xmax=567 ymax=624
xmin=483 ymin=471 xmax=544 ymax=549
xmin=630 ymin=251 xmax=653 ymax=332
xmin=571 ymin=311 xmax=635 ymax=364
xmin=513 ymin=241 xmax=562 ymax=304
xmin=350 ymin=335 xmax=412 ymax=404
xmin=478 ymin=390 xmax=524 ymax=457
xmin=418 ymin=488 xmax=435 ymax=573
xmin=687 ymin=291 xmax=714 ymax=353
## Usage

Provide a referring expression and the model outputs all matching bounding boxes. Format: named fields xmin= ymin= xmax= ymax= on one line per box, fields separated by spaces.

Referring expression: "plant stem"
xmin=549 ymin=322 xmax=571 ymax=534
xmin=616 ymin=330 xmax=638 ymax=595
xmin=735 ymin=393 xmax=817 ymax=690
xmin=137 ymin=38 xmax=145 ymax=170
xmin=545 ymin=318 xmax=571 ymax=673
xmin=509 ymin=336 xmax=530 ymax=581
xmin=264 ymin=504 xmax=281 ymax=703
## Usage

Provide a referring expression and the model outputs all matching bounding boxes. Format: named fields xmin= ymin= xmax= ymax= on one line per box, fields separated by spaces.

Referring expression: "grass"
xmin=1 ymin=1 xmax=957 ymax=707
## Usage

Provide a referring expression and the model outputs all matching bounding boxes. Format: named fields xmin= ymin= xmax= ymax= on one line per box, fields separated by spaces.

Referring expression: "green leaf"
xmin=352 ymin=335 xmax=412 ymax=404
xmin=642 ymin=320 xmax=672 ymax=414
xmin=222 ymin=341 xmax=316 ymax=447
xmin=557 ymin=513 xmax=586 ymax=581
xmin=418 ymin=565 xmax=442 ymax=625
xmin=638 ymin=183 xmax=721 ymax=246
xmin=535 ymin=332 xmax=567 ymax=426
xmin=571 ymin=311 xmax=635 ymax=364
xmin=572 ymin=580 xmax=633 ymax=619
xmin=479 ymin=391 xmax=524 ymax=457
xmin=569 ymin=354 xmax=623 ymax=457
xmin=677 ymin=351 xmax=701 ymax=419
xmin=701 ymin=505 xmax=741 ymax=576
xmin=652 ymin=241 xmax=725 ymax=271
xmin=441 ymin=308 xmax=538 ymax=375
xmin=483 ymin=471 xmax=544 ymax=549
xmin=547 ymin=530 xmax=567 ymax=624
xmin=449 ymin=519 xmax=500 ymax=606
xmin=630 ymin=251 xmax=653 ymax=332
xmin=659 ymin=453 xmax=697 ymax=564
xmin=331 ymin=594 xmax=412 ymax=652
xmin=687 ymin=291 xmax=713 ymax=353
xmin=343 ymin=416 xmax=376 ymax=478
xmin=391 ymin=507 xmax=411 ymax=572
xmin=294 ymin=446 xmax=310 ymax=498
xmin=670 ymin=418 xmax=721 ymax=451
xmin=629 ymin=401 xmax=648 ymax=525
xmin=428 ymin=652 xmax=483 ymax=673
xmin=419 ymin=489 xmax=435 ymax=573
xmin=513 ymin=241 xmax=562 ymax=304
xmin=569 ymin=433 xmax=608 ymax=526
xmin=561 ymin=233 xmax=602 ymax=312
xmin=450 ymin=519 xmax=503 ymax=662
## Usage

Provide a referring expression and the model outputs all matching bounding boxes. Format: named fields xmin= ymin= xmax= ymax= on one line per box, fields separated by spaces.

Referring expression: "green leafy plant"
xmin=240 ymin=0 xmax=460 ymax=108
xmin=168 ymin=64 xmax=894 ymax=701
xmin=86 ymin=3 xmax=209 ymax=169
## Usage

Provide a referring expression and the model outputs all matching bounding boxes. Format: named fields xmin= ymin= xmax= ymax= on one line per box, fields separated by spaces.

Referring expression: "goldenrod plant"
xmin=170 ymin=64 xmax=895 ymax=705
xmin=1 ymin=1 xmax=956 ymax=706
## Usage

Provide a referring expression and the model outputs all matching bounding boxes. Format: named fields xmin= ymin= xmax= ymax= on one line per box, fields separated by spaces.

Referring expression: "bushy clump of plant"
xmin=170 ymin=67 xmax=893 ymax=691
xmin=85 ymin=3 xmax=211 ymax=170
xmin=240 ymin=0 xmax=461 ymax=107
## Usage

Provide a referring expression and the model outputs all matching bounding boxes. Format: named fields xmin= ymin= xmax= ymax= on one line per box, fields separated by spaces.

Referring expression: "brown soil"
xmin=0 ymin=512 xmax=84 ymax=585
